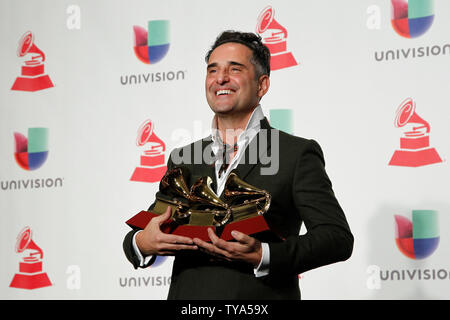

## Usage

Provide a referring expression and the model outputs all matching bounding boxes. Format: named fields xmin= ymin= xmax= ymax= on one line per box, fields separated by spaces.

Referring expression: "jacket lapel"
xmin=198 ymin=136 xmax=217 ymax=190
xmin=233 ymin=117 xmax=273 ymax=181
xmin=195 ymin=117 xmax=275 ymax=188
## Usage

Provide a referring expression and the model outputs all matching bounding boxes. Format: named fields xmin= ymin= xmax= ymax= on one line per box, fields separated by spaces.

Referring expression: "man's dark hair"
xmin=205 ymin=30 xmax=271 ymax=78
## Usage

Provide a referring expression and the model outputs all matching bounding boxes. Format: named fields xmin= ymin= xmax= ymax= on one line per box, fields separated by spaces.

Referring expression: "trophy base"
xmin=130 ymin=166 xmax=167 ymax=183
xmin=389 ymin=148 xmax=442 ymax=167
xmin=270 ymin=52 xmax=298 ymax=71
xmin=126 ymin=210 xmax=211 ymax=241
xmin=220 ymin=215 xmax=270 ymax=241
xmin=11 ymin=75 xmax=54 ymax=92
xmin=126 ymin=210 xmax=272 ymax=242
xmin=9 ymin=272 xmax=52 ymax=290
xmin=163 ymin=223 xmax=211 ymax=241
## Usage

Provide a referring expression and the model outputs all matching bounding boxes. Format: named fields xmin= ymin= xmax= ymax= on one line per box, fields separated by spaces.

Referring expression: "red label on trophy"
xmin=9 ymin=227 xmax=52 ymax=290
xmin=256 ymin=6 xmax=298 ymax=71
xmin=11 ymin=31 xmax=54 ymax=92
xmin=389 ymin=98 xmax=442 ymax=167
xmin=130 ymin=119 xmax=167 ymax=183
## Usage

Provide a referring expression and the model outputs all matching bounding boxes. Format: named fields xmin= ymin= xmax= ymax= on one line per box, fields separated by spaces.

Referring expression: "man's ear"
xmin=257 ymin=75 xmax=270 ymax=99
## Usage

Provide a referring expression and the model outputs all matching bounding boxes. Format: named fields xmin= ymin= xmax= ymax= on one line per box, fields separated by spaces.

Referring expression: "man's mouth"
xmin=216 ymin=89 xmax=233 ymax=96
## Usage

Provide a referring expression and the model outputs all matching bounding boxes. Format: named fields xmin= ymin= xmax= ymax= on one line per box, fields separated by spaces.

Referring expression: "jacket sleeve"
xmin=268 ymin=139 xmax=354 ymax=276
xmin=122 ymin=150 xmax=176 ymax=269
xmin=122 ymin=229 xmax=156 ymax=269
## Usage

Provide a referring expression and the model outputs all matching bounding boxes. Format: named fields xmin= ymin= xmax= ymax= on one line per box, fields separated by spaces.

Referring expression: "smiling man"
xmin=123 ymin=31 xmax=354 ymax=299
xmin=205 ymin=39 xmax=269 ymax=129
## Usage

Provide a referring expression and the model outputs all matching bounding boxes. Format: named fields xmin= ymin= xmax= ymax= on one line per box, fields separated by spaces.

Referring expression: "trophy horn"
xmin=224 ymin=173 xmax=266 ymax=198
xmin=159 ymin=167 xmax=191 ymax=200
xmin=189 ymin=176 xmax=232 ymax=226
xmin=189 ymin=176 xmax=228 ymax=209
xmin=223 ymin=173 xmax=271 ymax=214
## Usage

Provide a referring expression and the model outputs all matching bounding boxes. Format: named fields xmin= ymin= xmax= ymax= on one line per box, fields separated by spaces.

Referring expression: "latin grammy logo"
xmin=130 ymin=119 xmax=167 ymax=183
xmin=11 ymin=31 xmax=54 ymax=92
xmin=256 ymin=6 xmax=298 ymax=71
xmin=9 ymin=227 xmax=52 ymax=290
xmin=389 ymin=98 xmax=442 ymax=167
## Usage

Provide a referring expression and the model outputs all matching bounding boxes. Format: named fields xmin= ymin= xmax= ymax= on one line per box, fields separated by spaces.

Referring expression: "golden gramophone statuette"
xmin=126 ymin=167 xmax=272 ymax=241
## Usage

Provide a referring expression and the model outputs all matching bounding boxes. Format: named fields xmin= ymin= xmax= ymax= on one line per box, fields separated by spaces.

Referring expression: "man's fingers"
xmin=192 ymin=236 xmax=213 ymax=250
xmin=193 ymin=236 xmax=220 ymax=253
xmin=158 ymin=243 xmax=199 ymax=256
xmin=137 ymin=206 xmax=200 ymax=256
xmin=192 ymin=228 xmax=260 ymax=263
xmin=154 ymin=206 xmax=172 ymax=224
xmin=147 ymin=206 xmax=172 ymax=228
xmin=231 ymin=230 xmax=253 ymax=245
xmin=208 ymin=228 xmax=250 ymax=252
xmin=193 ymin=230 xmax=234 ymax=259
xmin=207 ymin=228 xmax=233 ymax=252
xmin=207 ymin=227 xmax=220 ymax=243
xmin=162 ymin=243 xmax=198 ymax=252
xmin=158 ymin=232 xmax=194 ymax=246
xmin=155 ymin=234 xmax=198 ymax=255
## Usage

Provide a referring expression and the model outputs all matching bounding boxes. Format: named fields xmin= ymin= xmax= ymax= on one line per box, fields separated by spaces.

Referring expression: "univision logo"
xmin=14 ymin=128 xmax=48 ymax=170
xmin=391 ymin=0 xmax=434 ymax=38
xmin=120 ymin=20 xmax=186 ymax=86
xmin=373 ymin=0 xmax=450 ymax=62
xmin=133 ymin=20 xmax=170 ymax=64
xmin=394 ymin=210 xmax=439 ymax=259
xmin=366 ymin=209 xmax=444 ymax=290
xmin=1 ymin=127 xmax=64 ymax=191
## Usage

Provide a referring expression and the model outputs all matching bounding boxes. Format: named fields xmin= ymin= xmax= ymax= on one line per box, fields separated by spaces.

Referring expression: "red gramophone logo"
xmin=11 ymin=31 xmax=54 ymax=92
xmin=389 ymin=98 xmax=442 ymax=167
xmin=130 ymin=119 xmax=167 ymax=183
xmin=256 ymin=6 xmax=298 ymax=71
xmin=10 ymin=227 xmax=52 ymax=290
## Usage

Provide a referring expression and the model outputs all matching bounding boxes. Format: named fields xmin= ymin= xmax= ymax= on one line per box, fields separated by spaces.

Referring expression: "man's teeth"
xmin=216 ymin=90 xmax=232 ymax=96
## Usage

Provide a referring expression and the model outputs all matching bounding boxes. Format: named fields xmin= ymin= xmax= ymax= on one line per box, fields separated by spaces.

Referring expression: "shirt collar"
xmin=211 ymin=105 xmax=265 ymax=146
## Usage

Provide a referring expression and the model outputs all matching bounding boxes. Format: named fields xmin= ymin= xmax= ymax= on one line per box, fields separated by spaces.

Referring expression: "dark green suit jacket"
xmin=123 ymin=117 xmax=353 ymax=299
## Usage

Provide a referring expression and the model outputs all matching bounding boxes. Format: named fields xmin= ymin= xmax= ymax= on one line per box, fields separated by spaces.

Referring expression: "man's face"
xmin=205 ymin=42 xmax=265 ymax=118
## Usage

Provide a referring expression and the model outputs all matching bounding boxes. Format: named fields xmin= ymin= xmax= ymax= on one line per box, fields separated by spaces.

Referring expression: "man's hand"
xmin=136 ymin=206 xmax=198 ymax=256
xmin=193 ymin=228 xmax=262 ymax=267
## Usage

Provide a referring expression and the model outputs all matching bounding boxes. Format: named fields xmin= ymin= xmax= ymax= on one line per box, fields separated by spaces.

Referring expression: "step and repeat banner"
xmin=1 ymin=0 xmax=449 ymax=300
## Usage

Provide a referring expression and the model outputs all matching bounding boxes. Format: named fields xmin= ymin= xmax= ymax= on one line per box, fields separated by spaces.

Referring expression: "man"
xmin=123 ymin=31 xmax=353 ymax=299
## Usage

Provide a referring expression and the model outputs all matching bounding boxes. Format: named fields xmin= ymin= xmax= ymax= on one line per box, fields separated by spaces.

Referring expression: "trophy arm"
xmin=212 ymin=208 xmax=232 ymax=227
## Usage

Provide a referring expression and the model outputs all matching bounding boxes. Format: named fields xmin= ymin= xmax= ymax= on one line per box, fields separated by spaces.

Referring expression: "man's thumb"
xmin=155 ymin=206 xmax=172 ymax=225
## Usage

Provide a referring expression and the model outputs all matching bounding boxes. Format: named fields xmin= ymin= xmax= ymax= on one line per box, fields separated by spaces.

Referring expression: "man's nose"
xmin=216 ymin=69 xmax=229 ymax=84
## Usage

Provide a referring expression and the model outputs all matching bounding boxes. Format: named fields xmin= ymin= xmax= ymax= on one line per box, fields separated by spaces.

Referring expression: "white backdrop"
xmin=1 ymin=0 xmax=449 ymax=300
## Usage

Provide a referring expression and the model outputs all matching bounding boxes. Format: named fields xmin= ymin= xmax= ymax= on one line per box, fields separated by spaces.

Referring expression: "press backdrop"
xmin=1 ymin=0 xmax=450 ymax=300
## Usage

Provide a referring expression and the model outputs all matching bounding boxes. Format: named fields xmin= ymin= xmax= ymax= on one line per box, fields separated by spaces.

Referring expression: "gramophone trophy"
xmin=389 ymin=98 xmax=442 ymax=167
xmin=11 ymin=31 xmax=54 ymax=92
xmin=130 ymin=119 xmax=167 ymax=183
xmin=126 ymin=167 xmax=273 ymax=241
xmin=256 ymin=6 xmax=298 ymax=71
xmin=9 ymin=227 xmax=52 ymax=290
